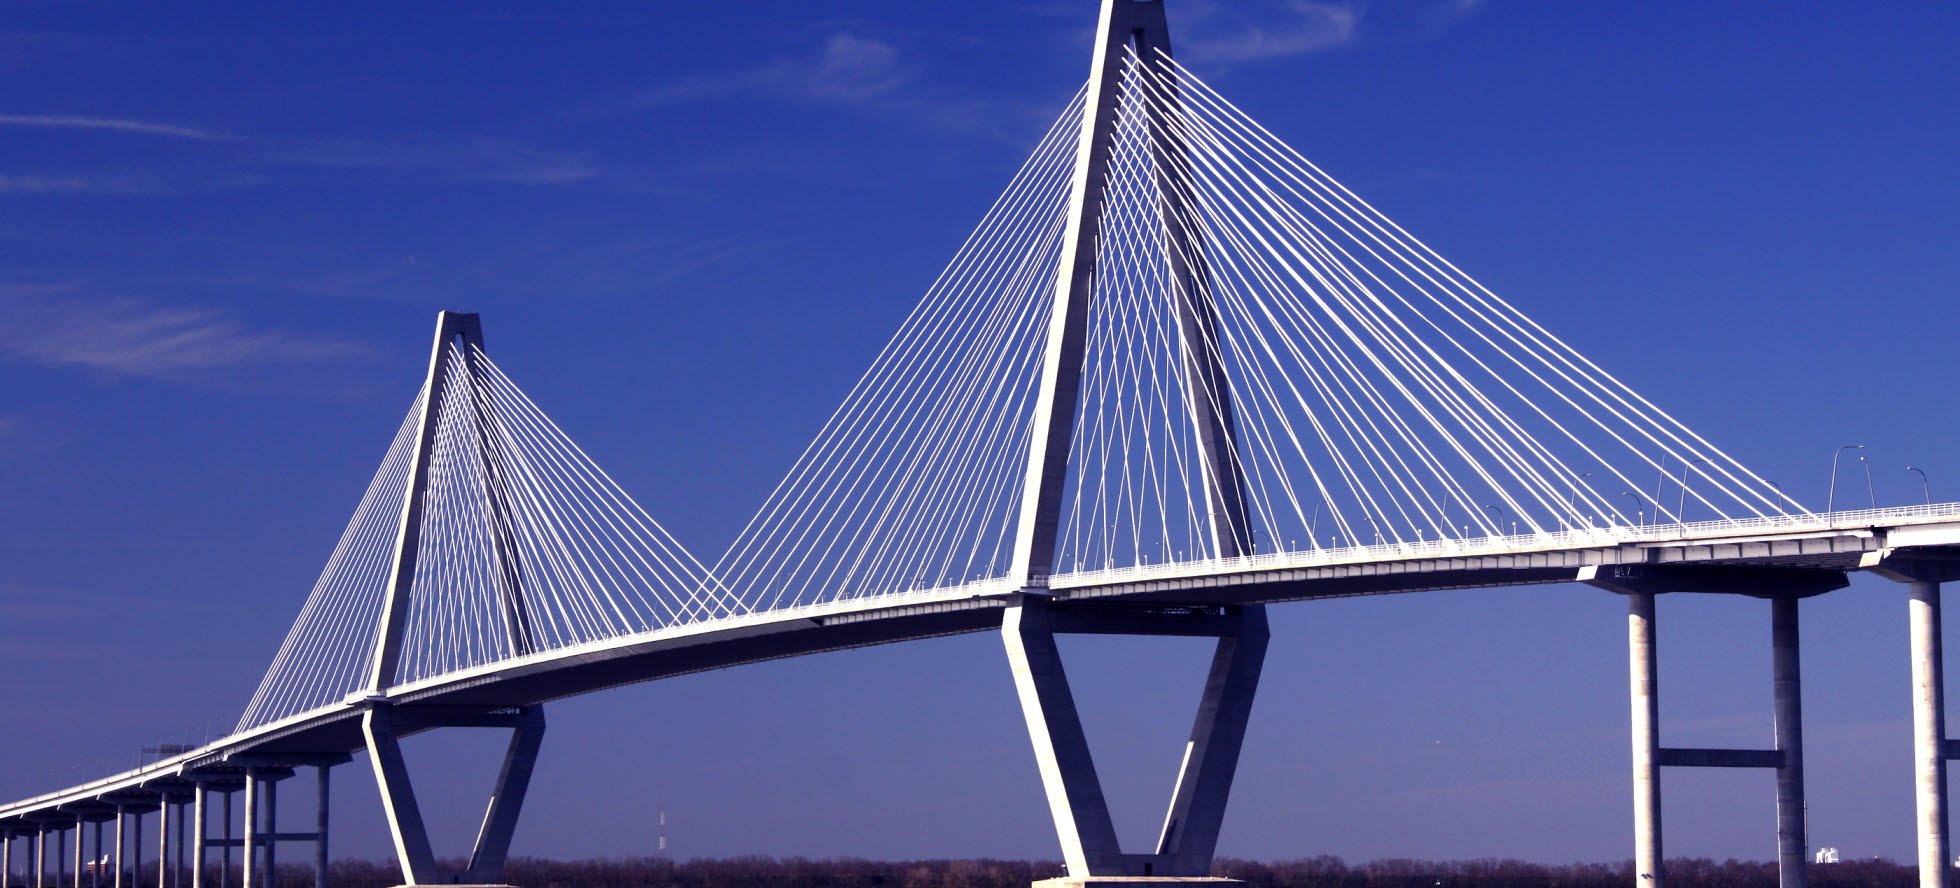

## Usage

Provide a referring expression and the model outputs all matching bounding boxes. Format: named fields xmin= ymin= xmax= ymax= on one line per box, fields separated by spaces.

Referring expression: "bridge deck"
xmin=6 ymin=503 xmax=1959 ymax=825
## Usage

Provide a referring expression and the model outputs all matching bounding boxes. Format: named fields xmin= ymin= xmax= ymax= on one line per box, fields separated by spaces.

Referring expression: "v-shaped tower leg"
xmin=364 ymin=705 xmax=545 ymax=886
xmin=1004 ymin=598 xmax=1267 ymax=883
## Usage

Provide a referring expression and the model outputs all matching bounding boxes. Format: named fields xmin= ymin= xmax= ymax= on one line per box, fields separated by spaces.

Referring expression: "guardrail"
xmin=1047 ymin=502 xmax=1960 ymax=590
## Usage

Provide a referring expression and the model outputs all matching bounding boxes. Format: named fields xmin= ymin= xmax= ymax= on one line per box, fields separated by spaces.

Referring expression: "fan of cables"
xmin=1053 ymin=47 xmax=1796 ymax=571
xmin=238 ymin=344 xmax=729 ymax=732
xmin=718 ymin=44 xmax=1797 ymax=607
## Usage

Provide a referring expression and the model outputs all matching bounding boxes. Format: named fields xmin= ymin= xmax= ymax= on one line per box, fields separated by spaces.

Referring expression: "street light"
xmin=1827 ymin=444 xmax=1866 ymax=515
xmin=1566 ymin=472 xmax=1593 ymax=529
xmin=1677 ymin=457 xmax=1710 ymax=529
xmin=1860 ymin=453 xmax=1876 ymax=509
xmin=1908 ymin=466 xmax=1931 ymax=505
xmin=1620 ymin=491 xmax=1645 ymax=528
xmin=1484 ymin=504 xmax=1504 ymax=538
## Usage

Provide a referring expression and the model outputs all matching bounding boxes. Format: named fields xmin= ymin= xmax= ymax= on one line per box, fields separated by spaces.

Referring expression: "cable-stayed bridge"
xmin=4 ymin=3 xmax=1957 ymax=888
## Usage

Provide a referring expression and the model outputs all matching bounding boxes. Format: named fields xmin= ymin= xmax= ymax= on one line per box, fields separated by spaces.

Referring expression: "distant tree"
xmin=290 ymin=853 xmax=1916 ymax=888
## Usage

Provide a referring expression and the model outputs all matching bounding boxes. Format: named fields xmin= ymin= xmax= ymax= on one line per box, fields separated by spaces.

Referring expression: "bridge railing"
xmin=1048 ymin=502 xmax=1960 ymax=590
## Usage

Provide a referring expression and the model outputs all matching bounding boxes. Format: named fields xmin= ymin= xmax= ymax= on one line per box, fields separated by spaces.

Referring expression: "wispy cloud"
xmin=628 ymin=30 xmax=1051 ymax=146
xmin=0 ymin=113 xmax=231 ymax=141
xmin=0 ymin=174 xmax=147 ymax=195
xmin=3 ymin=112 xmax=598 ymax=191
xmin=0 ymin=640 xmax=101 ymax=662
xmin=633 ymin=32 xmax=911 ymax=109
xmin=1186 ymin=1 xmax=1361 ymax=63
xmin=276 ymin=137 xmax=600 ymax=185
xmin=0 ymin=286 xmax=371 ymax=380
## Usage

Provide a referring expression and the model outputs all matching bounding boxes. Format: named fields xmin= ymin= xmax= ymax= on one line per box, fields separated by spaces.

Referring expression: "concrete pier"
xmin=313 ymin=768 xmax=328 ymax=888
xmin=1629 ymin=591 xmax=1662 ymax=888
xmin=1910 ymin=580 xmax=1950 ymax=888
xmin=112 ymin=809 xmax=124 ymax=888
xmin=239 ymin=776 xmax=255 ymax=888
xmin=190 ymin=788 xmax=206 ymax=888
xmin=1772 ymin=596 xmax=1806 ymax=888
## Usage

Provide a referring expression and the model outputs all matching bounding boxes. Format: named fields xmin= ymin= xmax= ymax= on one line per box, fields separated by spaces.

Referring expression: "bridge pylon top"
xmin=709 ymin=0 xmax=1803 ymax=615
xmin=237 ymin=311 xmax=728 ymax=732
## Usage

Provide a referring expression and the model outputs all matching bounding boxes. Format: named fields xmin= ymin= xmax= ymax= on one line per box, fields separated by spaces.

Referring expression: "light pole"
xmin=1484 ymin=504 xmax=1504 ymax=538
xmin=1827 ymin=443 xmax=1865 ymax=515
xmin=1567 ymin=472 xmax=1593 ymax=529
xmin=1860 ymin=452 xmax=1876 ymax=508
xmin=1620 ymin=491 xmax=1644 ymax=528
xmin=1677 ymin=457 xmax=1710 ymax=529
xmin=1908 ymin=466 xmax=1931 ymax=505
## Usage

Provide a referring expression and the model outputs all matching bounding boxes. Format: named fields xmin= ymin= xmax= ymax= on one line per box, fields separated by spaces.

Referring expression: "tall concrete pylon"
xmin=1005 ymin=3 xmax=1267 ymax=885
xmin=361 ymin=311 xmax=546 ymax=887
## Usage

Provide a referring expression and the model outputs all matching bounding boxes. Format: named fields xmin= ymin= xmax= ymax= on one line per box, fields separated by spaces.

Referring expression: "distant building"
xmin=1814 ymin=847 xmax=1840 ymax=864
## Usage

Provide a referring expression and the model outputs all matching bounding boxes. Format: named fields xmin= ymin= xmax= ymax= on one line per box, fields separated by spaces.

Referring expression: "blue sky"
xmin=3 ymin=0 xmax=1958 ymax=867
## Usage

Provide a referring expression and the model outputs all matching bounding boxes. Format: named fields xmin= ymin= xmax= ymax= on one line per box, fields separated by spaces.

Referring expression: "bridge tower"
xmin=1006 ymin=1 xmax=1267 ymax=884
xmin=361 ymin=311 xmax=548 ymax=887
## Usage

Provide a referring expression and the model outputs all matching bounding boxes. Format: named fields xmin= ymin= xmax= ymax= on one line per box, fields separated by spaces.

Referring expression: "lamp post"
xmin=1908 ymin=466 xmax=1931 ymax=505
xmin=1620 ymin=491 xmax=1644 ymax=528
xmin=1677 ymin=457 xmax=1710 ymax=529
xmin=1566 ymin=472 xmax=1593 ymax=529
xmin=1860 ymin=453 xmax=1876 ymax=509
xmin=1483 ymin=504 xmax=1504 ymax=538
xmin=1827 ymin=444 xmax=1865 ymax=515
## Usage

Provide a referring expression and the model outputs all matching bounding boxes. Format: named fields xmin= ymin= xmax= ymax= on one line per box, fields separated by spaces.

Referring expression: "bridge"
xmin=4 ymin=3 xmax=1956 ymax=888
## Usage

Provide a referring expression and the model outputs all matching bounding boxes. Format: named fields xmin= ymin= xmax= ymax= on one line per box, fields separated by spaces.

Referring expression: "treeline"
xmin=283 ymin=855 xmax=1921 ymax=888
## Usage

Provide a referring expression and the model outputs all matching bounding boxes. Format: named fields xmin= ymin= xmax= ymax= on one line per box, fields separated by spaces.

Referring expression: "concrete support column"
xmin=154 ymin=803 xmax=165 ymax=888
xmin=239 ymin=777 xmax=255 ymax=888
xmin=312 ymin=769 xmax=328 ymax=888
xmin=218 ymin=795 xmax=228 ymax=888
xmin=171 ymin=807 xmax=182 ymax=888
xmin=72 ymin=822 xmax=82 ymax=888
xmin=127 ymin=814 xmax=138 ymax=888
xmin=1629 ymin=591 xmax=1663 ymax=888
xmin=35 ymin=830 xmax=45 ymax=888
xmin=93 ymin=821 xmax=104 ymax=888
xmin=112 ymin=809 xmax=124 ymax=888
xmin=4 ymin=831 xmax=13 ymax=888
xmin=55 ymin=829 xmax=64 ymax=888
xmin=190 ymin=787 xmax=205 ymax=888
xmin=1772 ymin=595 xmax=1807 ymax=888
xmin=261 ymin=784 xmax=273 ymax=888
xmin=1910 ymin=580 xmax=1950 ymax=888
